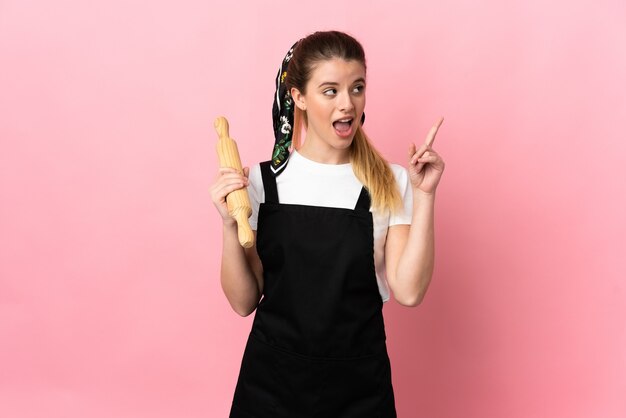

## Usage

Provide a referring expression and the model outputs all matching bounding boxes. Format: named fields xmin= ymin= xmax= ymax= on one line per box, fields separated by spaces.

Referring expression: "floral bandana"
xmin=270 ymin=39 xmax=366 ymax=176
xmin=270 ymin=40 xmax=300 ymax=175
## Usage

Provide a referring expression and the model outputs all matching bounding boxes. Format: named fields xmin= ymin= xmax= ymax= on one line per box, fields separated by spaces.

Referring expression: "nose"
xmin=338 ymin=90 xmax=355 ymax=113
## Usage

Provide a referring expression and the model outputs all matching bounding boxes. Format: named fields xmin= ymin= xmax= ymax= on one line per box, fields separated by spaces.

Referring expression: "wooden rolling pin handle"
xmin=234 ymin=210 xmax=254 ymax=249
xmin=214 ymin=116 xmax=254 ymax=248
xmin=214 ymin=117 xmax=230 ymax=141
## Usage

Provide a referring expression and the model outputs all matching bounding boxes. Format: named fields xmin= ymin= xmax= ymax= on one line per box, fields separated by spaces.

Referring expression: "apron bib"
xmin=230 ymin=161 xmax=396 ymax=417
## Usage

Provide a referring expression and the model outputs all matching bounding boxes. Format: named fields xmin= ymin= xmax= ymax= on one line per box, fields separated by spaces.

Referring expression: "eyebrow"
xmin=318 ymin=77 xmax=366 ymax=88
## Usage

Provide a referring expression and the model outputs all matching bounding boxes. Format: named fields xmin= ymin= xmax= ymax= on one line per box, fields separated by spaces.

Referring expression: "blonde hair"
xmin=291 ymin=106 xmax=402 ymax=214
xmin=285 ymin=30 xmax=403 ymax=214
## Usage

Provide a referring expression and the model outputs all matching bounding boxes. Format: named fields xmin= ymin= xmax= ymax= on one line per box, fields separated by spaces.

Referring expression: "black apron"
xmin=230 ymin=161 xmax=397 ymax=417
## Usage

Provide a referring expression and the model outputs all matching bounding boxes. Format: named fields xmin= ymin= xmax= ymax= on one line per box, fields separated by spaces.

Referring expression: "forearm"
xmin=220 ymin=221 xmax=260 ymax=316
xmin=395 ymin=190 xmax=436 ymax=306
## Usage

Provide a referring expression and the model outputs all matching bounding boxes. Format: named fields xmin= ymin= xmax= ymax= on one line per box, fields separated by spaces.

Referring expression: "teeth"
xmin=337 ymin=119 xmax=352 ymax=122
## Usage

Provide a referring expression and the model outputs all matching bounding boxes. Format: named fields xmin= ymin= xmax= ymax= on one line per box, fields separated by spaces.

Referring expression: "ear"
xmin=290 ymin=87 xmax=307 ymax=111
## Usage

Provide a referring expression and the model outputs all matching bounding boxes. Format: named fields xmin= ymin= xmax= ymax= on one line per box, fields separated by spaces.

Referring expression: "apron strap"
xmin=260 ymin=161 xmax=279 ymax=203
xmin=354 ymin=186 xmax=371 ymax=211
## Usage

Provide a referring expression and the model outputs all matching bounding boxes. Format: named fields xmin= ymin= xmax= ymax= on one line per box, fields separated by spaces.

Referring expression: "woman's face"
xmin=291 ymin=58 xmax=366 ymax=159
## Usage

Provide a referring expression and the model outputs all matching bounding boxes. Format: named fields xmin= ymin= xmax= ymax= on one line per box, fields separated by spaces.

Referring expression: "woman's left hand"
xmin=408 ymin=116 xmax=445 ymax=195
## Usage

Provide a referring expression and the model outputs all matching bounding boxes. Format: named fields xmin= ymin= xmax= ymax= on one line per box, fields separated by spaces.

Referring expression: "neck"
xmin=298 ymin=136 xmax=351 ymax=165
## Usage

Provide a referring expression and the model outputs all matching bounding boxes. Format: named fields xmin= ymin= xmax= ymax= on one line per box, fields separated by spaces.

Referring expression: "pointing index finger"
xmin=426 ymin=116 xmax=444 ymax=147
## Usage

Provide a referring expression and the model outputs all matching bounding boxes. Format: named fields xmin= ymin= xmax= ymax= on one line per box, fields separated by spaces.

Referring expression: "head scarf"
xmin=271 ymin=39 xmax=366 ymax=176
xmin=270 ymin=39 xmax=300 ymax=175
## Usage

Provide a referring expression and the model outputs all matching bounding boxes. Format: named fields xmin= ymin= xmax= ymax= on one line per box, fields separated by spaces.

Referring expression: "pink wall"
xmin=1 ymin=0 xmax=625 ymax=417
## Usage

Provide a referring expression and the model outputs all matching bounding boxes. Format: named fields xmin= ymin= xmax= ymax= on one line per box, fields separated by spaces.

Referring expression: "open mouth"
xmin=332 ymin=118 xmax=354 ymax=134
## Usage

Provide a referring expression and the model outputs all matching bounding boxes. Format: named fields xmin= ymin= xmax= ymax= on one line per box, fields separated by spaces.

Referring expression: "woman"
xmin=211 ymin=30 xmax=445 ymax=417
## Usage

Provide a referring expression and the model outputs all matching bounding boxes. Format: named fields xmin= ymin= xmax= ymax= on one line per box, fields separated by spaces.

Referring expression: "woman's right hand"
xmin=210 ymin=166 xmax=250 ymax=225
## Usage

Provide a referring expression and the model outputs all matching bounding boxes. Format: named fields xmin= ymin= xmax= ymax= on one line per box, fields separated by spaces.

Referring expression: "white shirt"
xmin=247 ymin=149 xmax=413 ymax=303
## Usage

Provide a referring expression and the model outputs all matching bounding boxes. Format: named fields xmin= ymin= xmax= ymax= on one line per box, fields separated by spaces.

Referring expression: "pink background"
xmin=1 ymin=0 xmax=625 ymax=417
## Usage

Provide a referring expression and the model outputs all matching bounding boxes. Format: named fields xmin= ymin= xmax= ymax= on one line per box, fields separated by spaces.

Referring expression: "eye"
xmin=323 ymin=88 xmax=337 ymax=96
xmin=353 ymin=85 xmax=365 ymax=93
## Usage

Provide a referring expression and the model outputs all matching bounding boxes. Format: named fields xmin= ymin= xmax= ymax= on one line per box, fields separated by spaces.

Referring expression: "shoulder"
xmin=247 ymin=162 xmax=265 ymax=200
xmin=389 ymin=162 xmax=408 ymax=177
xmin=388 ymin=163 xmax=410 ymax=190
xmin=249 ymin=162 xmax=263 ymax=184
xmin=387 ymin=162 xmax=413 ymax=224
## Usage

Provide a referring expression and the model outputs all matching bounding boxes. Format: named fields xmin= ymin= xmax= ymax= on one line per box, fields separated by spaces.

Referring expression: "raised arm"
xmin=385 ymin=117 xmax=445 ymax=307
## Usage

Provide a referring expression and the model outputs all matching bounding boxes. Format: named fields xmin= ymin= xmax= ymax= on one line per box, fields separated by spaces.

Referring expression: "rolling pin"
xmin=214 ymin=116 xmax=254 ymax=248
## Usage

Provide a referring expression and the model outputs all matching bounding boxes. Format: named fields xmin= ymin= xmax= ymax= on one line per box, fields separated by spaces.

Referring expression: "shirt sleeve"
xmin=247 ymin=163 xmax=264 ymax=231
xmin=389 ymin=164 xmax=413 ymax=226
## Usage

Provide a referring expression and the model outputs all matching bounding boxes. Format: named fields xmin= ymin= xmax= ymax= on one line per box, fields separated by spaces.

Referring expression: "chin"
xmin=333 ymin=139 xmax=354 ymax=151
xmin=329 ymin=132 xmax=354 ymax=144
